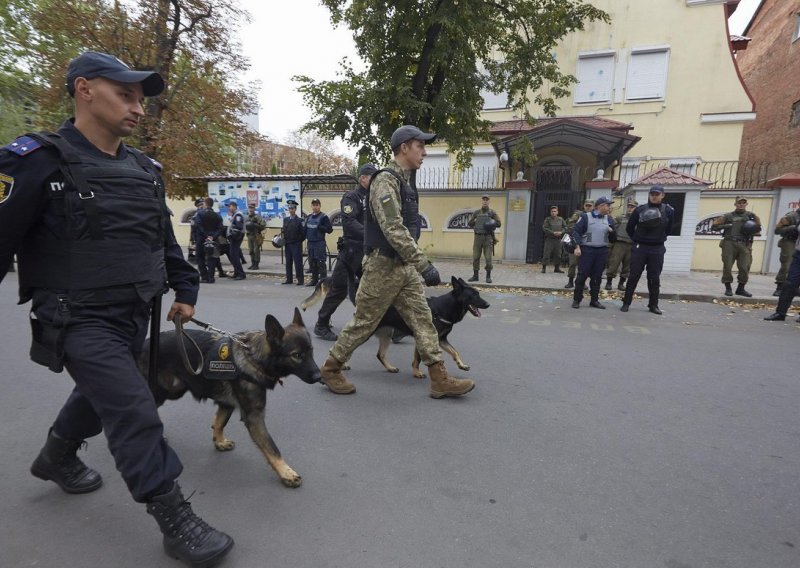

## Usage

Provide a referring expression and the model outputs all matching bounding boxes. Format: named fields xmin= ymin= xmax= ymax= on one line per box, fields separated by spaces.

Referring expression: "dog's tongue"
xmin=470 ymin=306 xmax=481 ymax=317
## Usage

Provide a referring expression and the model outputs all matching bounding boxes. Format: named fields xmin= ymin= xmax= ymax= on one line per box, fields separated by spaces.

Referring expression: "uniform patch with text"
xmin=0 ymin=174 xmax=14 ymax=204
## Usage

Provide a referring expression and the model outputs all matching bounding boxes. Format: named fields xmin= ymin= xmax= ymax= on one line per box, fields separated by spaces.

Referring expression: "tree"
xmin=0 ymin=0 xmax=260 ymax=196
xmin=295 ymin=0 xmax=608 ymax=168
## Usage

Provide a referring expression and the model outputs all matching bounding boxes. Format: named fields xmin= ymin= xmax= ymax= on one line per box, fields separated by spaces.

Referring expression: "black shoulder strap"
xmin=27 ymin=131 xmax=105 ymax=240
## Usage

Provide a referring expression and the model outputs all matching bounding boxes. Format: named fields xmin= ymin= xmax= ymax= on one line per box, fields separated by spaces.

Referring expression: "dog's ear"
xmin=454 ymin=276 xmax=466 ymax=289
xmin=264 ymin=314 xmax=285 ymax=342
xmin=292 ymin=307 xmax=306 ymax=328
xmin=451 ymin=275 xmax=459 ymax=287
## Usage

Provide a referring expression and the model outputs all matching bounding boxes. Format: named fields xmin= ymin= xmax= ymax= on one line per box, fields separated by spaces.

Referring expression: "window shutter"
xmin=575 ymin=53 xmax=614 ymax=104
xmin=626 ymin=49 xmax=669 ymax=100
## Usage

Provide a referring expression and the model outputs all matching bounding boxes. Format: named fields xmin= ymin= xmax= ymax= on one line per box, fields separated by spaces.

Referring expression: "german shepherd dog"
xmin=139 ymin=308 xmax=320 ymax=488
xmin=302 ymin=276 xmax=489 ymax=378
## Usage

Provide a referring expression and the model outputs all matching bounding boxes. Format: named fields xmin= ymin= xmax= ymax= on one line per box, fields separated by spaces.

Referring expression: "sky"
xmin=236 ymin=0 xmax=762 ymax=153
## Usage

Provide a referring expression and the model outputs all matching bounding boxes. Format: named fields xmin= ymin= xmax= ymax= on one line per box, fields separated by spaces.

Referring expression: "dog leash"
xmin=189 ymin=317 xmax=250 ymax=348
xmin=173 ymin=318 xmax=204 ymax=376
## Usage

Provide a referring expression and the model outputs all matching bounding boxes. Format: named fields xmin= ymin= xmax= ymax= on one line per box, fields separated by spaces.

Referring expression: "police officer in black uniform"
xmin=314 ymin=163 xmax=375 ymax=340
xmin=194 ymin=197 xmax=224 ymax=283
xmin=281 ymin=199 xmax=306 ymax=285
xmin=620 ymin=185 xmax=675 ymax=314
xmin=0 ymin=51 xmax=232 ymax=566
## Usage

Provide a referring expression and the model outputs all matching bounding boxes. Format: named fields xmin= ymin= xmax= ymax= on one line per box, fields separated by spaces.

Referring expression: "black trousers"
xmin=573 ymin=246 xmax=609 ymax=303
xmin=285 ymin=241 xmax=304 ymax=283
xmin=317 ymin=246 xmax=363 ymax=326
xmin=228 ymin=235 xmax=245 ymax=278
xmin=776 ymin=250 xmax=800 ymax=315
xmin=622 ymin=243 xmax=666 ymax=307
xmin=33 ymin=292 xmax=182 ymax=502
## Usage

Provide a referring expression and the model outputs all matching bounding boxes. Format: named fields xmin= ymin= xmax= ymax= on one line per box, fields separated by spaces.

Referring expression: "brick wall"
xmin=737 ymin=0 xmax=800 ymax=175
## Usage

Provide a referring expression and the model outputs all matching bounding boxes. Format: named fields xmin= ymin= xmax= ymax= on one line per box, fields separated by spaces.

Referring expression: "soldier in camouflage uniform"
xmin=245 ymin=204 xmax=266 ymax=270
xmin=773 ymin=207 xmax=800 ymax=296
xmin=564 ymin=200 xmax=593 ymax=289
xmin=468 ymin=194 xmax=502 ymax=283
xmin=319 ymin=125 xmax=475 ymax=399
xmin=605 ymin=200 xmax=637 ymax=290
xmin=541 ymin=205 xmax=565 ymax=273
xmin=712 ymin=196 xmax=762 ymax=297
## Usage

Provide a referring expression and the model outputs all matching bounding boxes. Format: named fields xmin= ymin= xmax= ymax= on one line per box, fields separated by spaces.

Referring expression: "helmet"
xmin=638 ymin=207 xmax=662 ymax=228
xmin=202 ymin=239 xmax=216 ymax=252
xmin=271 ymin=235 xmax=284 ymax=248
xmin=484 ymin=219 xmax=498 ymax=232
xmin=741 ymin=219 xmax=761 ymax=236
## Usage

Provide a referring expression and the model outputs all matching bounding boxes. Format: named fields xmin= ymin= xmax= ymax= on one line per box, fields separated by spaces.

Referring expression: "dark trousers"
xmin=228 ymin=235 xmax=245 ymax=278
xmin=317 ymin=246 xmax=363 ymax=326
xmin=573 ymin=246 xmax=609 ymax=303
xmin=307 ymin=240 xmax=327 ymax=282
xmin=34 ymin=292 xmax=182 ymax=502
xmin=285 ymin=241 xmax=304 ymax=283
xmin=776 ymin=251 xmax=800 ymax=315
xmin=622 ymin=243 xmax=666 ymax=307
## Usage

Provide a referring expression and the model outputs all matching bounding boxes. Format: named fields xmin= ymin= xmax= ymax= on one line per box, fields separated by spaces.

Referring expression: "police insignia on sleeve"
xmin=343 ymin=205 xmax=353 ymax=215
xmin=0 ymin=173 xmax=14 ymax=204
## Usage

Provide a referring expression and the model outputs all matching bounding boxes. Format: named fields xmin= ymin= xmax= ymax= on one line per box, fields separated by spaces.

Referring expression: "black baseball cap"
xmin=358 ymin=163 xmax=378 ymax=177
xmin=390 ymin=125 xmax=436 ymax=150
xmin=649 ymin=185 xmax=665 ymax=194
xmin=594 ymin=196 xmax=613 ymax=207
xmin=66 ymin=51 xmax=165 ymax=97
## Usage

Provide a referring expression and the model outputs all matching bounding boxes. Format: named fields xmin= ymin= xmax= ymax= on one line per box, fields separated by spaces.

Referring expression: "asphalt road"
xmin=0 ymin=276 xmax=797 ymax=568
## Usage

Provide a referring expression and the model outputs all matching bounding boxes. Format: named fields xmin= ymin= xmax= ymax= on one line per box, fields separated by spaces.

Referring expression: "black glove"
xmin=421 ymin=264 xmax=441 ymax=287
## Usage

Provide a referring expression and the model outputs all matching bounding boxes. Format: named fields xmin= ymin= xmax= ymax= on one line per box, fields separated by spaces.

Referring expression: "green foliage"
xmin=296 ymin=0 xmax=608 ymax=168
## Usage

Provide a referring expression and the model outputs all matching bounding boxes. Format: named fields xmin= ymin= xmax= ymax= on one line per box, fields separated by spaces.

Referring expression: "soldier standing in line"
xmin=772 ymin=207 xmax=800 ymax=296
xmin=541 ymin=205 xmax=565 ymax=273
xmin=564 ymin=200 xmax=593 ymax=289
xmin=468 ymin=194 xmax=502 ymax=283
xmin=281 ymin=199 xmax=305 ymax=285
xmin=319 ymin=125 xmax=475 ymax=399
xmin=712 ymin=196 xmax=762 ymax=297
xmin=245 ymin=203 xmax=266 ymax=270
xmin=605 ymin=200 xmax=637 ymax=291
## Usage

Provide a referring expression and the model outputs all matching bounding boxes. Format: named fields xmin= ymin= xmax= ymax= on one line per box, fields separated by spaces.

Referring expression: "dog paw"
xmin=457 ymin=363 xmax=471 ymax=371
xmin=413 ymin=371 xmax=427 ymax=379
xmin=280 ymin=471 xmax=302 ymax=488
xmin=214 ymin=439 xmax=235 ymax=451
xmin=342 ymin=363 xmax=351 ymax=371
xmin=386 ymin=365 xmax=399 ymax=373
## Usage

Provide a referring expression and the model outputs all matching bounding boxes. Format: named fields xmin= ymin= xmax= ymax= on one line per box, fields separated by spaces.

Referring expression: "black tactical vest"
xmin=18 ymin=132 xmax=167 ymax=301
xmin=364 ymin=169 xmax=420 ymax=256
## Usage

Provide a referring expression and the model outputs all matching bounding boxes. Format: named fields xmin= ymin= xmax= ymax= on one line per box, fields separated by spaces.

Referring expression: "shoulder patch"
xmin=3 ymin=135 xmax=43 ymax=156
xmin=0 ymin=173 xmax=14 ymax=204
xmin=343 ymin=205 xmax=353 ymax=215
xmin=149 ymin=157 xmax=163 ymax=170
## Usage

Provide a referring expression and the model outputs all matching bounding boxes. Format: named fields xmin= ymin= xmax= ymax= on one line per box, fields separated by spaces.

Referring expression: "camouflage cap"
xmin=735 ymin=195 xmax=748 ymax=203
xmin=627 ymin=200 xmax=638 ymax=207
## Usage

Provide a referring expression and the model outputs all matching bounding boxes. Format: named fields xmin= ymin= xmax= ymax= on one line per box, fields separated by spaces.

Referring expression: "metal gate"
xmin=525 ymin=166 xmax=581 ymax=263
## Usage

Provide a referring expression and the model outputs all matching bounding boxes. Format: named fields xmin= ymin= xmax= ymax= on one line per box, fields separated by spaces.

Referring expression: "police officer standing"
xmin=571 ymin=196 xmax=616 ymax=309
xmin=195 ymin=197 xmax=224 ymax=283
xmin=320 ymin=125 xmax=475 ymax=399
xmin=541 ymin=205 xmax=566 ymax=273
xmin=564 ymin=200 xmax=594 ymax=289
xmin=245 ymin=203 xmax=266 ymax=270
xmin=605 ymin=200 xmax=637 ymax=291
xmin=314 ymin=163 xmax=375 ymax=341
xmin=225 ymin=200 xmax=246 ymax=280
xmin=772 ymin=207 xmax=800 ymax=296
xmin=305 ymin=198 xmax=333 ymax=286
xmin=712 ymin=196 xmax=761 ymax=297
xmin=0 ymin=52 xmax=232 ymax=566
xmin=281 ymin=199 xmax=305 ymax=285
xmin=620 ymin=186 xmax=675 ymax=314
xmin=765 ymin=213 xmax=800 ymax=321
xmin=468 ymin=194 xmax=501 ymax=283
xmin=187 ymin=197 xmax=204 ymax=263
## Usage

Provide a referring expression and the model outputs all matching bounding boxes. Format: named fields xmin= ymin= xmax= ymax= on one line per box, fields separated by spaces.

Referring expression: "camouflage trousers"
xmin=247 ymin=235 xmax=261 ymax=265
xmin=330 ymin=251 xmax=442 ymax=366
xmin=472 ymin=234 xmax=494 ymax=271
xmin=720 ymin=239 xmax=752 ymax=284
xmin=567 ymin=252 xmax=579 ymax=278
xmin=606 ymin=241 xmax=632 ymax=279
xmin=776 ymin=239 xmax=794 ymax=286
xmin=542 ymin=238 xmax=562 ymax=267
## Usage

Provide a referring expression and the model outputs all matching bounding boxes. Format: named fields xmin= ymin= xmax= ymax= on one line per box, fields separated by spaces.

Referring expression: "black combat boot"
xmin=146 ymin=482 xmax=234 ymax=568
xmin=773 ymin=285 xmax=782 ymax=297
xmin=564 ymin=277 xmax=574 ymax=289
xmin=468 ymin=271 xmax=479 ymax=282
xmin=735 ymin=283 xmax=752 ymax=298
xmin=540 ymin=265 xmax=546 ymax=274
xmin=724 ymin=283 xmax=733 ymax=296
xmin=314 ymin=321 xmax=338 ymax=341
xmin=604 ymin=276 xmax=613 ymax=290
xmin=30 ymin=429 xmax=103 ymax=494
xmin=554 ymin=265 xmax=563 ymax=273
xmin=617 ymin=277 xmax=627 ymax=291
xmin=485 ymin=270 xmax=492 ymax=283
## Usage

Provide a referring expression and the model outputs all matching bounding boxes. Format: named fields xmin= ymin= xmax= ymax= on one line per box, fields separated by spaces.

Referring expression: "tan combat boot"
xmin=321 ymin=356 xmax=356 ymax=394
xmin=428 ymin=361 xmax=475 ymax=399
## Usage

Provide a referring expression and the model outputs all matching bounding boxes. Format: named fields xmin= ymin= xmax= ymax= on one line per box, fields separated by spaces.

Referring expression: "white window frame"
xmin=479 ymin=62 xmax=509 ymax=110
xmin=625 ymin=46 xmax=670 ymax=102
xmin=574 ymin=50 xmax=615 ymax=105
xmin=618 ymin=160 xmax=642 ymax=188
xmin=458 ymin=152 xmax=499 ymax=188
xmin=668 ymin=158 xmax=698 ymax=176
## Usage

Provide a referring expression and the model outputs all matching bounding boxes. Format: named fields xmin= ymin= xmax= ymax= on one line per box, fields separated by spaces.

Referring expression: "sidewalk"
xmin=214 ymin=250 xmax=787 ymax=306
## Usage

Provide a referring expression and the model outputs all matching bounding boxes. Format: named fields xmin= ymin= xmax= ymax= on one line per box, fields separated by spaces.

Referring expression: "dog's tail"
xmin=300 ymin=278 xmax=330 ymax=311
